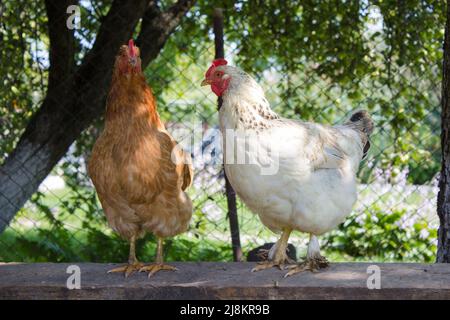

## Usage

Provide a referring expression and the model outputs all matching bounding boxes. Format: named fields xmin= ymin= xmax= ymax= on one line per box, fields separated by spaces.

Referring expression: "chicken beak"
xmin=201 ymin=79 xmax=211 ymax=86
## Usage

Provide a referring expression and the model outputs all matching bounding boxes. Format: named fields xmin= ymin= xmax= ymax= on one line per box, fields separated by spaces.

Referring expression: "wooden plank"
xmin=0 ymin=262 xmax=450 ymax=300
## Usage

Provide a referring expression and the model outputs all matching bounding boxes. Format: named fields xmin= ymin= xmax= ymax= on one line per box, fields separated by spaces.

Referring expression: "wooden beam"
xmin=1 ymin=263 xmax=450 ymax=299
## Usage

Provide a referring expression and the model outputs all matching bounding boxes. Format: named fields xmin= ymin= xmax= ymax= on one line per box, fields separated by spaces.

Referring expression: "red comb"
xmin=205 ymin=58 xmax=228 ymax=77
xmin=128 ymin=39 xmax=136 ymax=57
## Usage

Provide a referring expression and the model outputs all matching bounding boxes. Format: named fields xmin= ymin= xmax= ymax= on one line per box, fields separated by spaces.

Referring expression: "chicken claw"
xmin=284 ymin=256 xmax=329 ymax=278
xmin=251 ymin=261 xmax=287 ymax=272
xmin=257 ymin=248 xmax=296 ymax=264
xmin=139 ymin=264 xmax=178 ymax=278
xmin=256 ymin=248 xmax=270 ymax=261
xmin=252 ymin=228 xmax=293 ymax=272
xmin=107 ymin=262 xmax=144 ymax=278
xmin=251 ymin=251 xmax=295 ymax=272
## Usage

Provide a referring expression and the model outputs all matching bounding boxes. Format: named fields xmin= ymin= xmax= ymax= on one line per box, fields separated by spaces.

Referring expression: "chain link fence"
xmin=0 ymin=2 xmax=442 ymax=263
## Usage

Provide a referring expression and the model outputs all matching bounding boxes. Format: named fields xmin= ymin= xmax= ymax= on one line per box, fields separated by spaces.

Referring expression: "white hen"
xmin=202 ymin=59 xmax=373 ymax=276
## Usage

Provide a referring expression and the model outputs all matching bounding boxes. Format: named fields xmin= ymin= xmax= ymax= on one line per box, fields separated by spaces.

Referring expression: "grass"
xmin=0 ymin=181 xmax=439 ymax=263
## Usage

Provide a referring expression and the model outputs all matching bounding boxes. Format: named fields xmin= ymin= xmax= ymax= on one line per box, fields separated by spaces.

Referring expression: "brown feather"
xmin=88 ymin=45 xmax=193 ymax=240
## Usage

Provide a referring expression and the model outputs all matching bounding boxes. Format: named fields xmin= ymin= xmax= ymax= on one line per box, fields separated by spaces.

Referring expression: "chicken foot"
xmin=252 ymin=228 xmax=292 ymax=272
xmin=256 ymin=245 xmax=296 ymax=264
xmin=139 ymin=237 xmax=178 ymax=278
xmin=284 ymin=235 xmax=329 ymax=277
xmin=284 ymin=256 xmax=329 ymax=277
xmin=107 ymin=235 xmax=144 ymax=278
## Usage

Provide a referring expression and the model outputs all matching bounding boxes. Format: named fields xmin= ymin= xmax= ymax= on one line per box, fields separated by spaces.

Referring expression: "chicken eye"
xmin=215 ymin=71 xmax=222 ymax=78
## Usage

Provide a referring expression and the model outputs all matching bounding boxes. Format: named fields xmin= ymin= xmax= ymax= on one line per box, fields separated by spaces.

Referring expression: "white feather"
xmin=218 ymin=66 xmax=367 ymax=240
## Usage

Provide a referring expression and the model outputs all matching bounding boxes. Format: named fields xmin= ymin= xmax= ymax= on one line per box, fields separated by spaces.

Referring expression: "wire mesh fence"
xmin=0 ymin=1 xmax=443 ymax=263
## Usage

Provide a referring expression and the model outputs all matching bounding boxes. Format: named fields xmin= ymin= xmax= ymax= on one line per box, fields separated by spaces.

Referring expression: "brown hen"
xmin=88 ymin=40 xmax=193 ymax=278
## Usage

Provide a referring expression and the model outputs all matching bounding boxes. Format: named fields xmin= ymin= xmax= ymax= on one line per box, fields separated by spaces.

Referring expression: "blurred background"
xmin=0 ymin=0 xmax=445 ymax=263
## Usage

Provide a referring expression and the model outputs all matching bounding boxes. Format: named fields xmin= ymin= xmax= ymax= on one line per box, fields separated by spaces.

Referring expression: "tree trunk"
xmin=212 ymin=8 xmax=243 ymax=262
xmin=437 ymin=0 xmax=450 ymax=263
xmin=0 ymin=0 xmax=195 ymax=233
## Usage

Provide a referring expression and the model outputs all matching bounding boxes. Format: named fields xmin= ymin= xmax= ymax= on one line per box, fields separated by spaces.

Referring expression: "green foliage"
xmin=324 ymin=208 xmax=437 ymax=262
xmin=0 ymin=0 xmax=48 ymax=160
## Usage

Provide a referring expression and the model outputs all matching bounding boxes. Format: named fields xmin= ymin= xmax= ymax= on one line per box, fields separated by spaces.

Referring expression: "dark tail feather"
xmin=362 ymin=140 xmax=371 ymax=159
xmin=345 ymin=110 xmax=374 ymax=159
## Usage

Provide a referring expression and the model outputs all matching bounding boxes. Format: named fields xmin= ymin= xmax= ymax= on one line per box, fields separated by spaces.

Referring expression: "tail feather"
xmin=345 ymin=110 xmax=373 ymax=159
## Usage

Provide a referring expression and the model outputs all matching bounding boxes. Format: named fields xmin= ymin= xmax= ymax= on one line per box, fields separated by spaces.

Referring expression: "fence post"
xmin=437 ymin=0 xmax=450 ymax=263
xmin=213 ymin=8 xmax=243 ymax=262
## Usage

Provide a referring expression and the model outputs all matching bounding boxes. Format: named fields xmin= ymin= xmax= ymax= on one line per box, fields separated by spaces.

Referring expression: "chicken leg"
xmin=252 ymin=228 xmax=292 ymax=272
xmin=107 ymin=235 xmax=144 ymax=278
xmin=139 ymin=237 xmax=177 ymax=278
xmin=284 ymin=234 xmax=328 ymax=277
